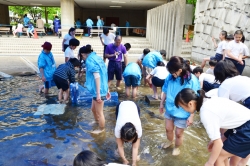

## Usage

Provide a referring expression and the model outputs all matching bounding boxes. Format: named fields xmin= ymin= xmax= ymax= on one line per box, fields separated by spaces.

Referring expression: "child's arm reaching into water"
xmin=159 ymin=93 xmax=166 ymax=114
xmin=116 ymin=138 xmax=129 ymax=165
xmin=205 ymin=139 xmax=223 ymax=166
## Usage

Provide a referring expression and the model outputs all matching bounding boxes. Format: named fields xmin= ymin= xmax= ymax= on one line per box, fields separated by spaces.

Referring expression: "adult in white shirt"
xmin=225 ymin=30 xmax=245 ymax=74
xmin=100 ymin=28 xmax=116 ymax=62
xmin=214 ymin=60 xmax=250 ymax=109
xmin=175 ymin=88 xmax=250 ymax=166
xmin=193 ymin=67 xmax=220 ymax=92
xmin=146 ymin=61 xmax=169 ymax=100
xmin=64 ymin=38 xmax=80 ymax=62
xmin=62 ymin=28 xmax=76 ymax=52
xmin=73 ymin=150 xmax=128 ymax=166
xmin=115 ymin=101 xmax=142 ymax=166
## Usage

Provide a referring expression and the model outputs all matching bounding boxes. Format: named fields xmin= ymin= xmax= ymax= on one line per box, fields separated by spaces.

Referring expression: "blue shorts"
xmin=124 ymin=75 xmax=139 ymax=87
xmin=223 ymin=120 xmax=250 ymax=158
xmin=164 ymin=112 xmax=187 ymax=129
xmin=44 ymin=80 xmax=56 ymax=89
xmin=27 ymin=28 xmax=34 ymax=33
xmin=210 ymin=53 xmax=223 ymax=62
xmin=243 ymin=97 xmax=250 ymax=109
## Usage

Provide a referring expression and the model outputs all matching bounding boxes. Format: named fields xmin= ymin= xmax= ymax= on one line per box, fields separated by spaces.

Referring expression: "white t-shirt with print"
xmin=225 ymin=40 xmax=244 ymax=58
xmin=216 ymin=40 xmax=227 ymax=54
xmin=199 ymin=73 xmax=216 ymax=84
xmin=115 ymin=101 xmax=142 ymax=139
xmin=150 ymin=66 xmax=169 ymax=80
xmin=218 ymin=75 xmax=250 ymax=102
xmin=63 ymin=34 xmax=73 ymax=45
xmin=200 ymin=97 xmax=250 ymax=141
xmin=64 ymin=47 xmax=75 ymax=60
xmin=101 ymin=33 xmax=116 ymax=45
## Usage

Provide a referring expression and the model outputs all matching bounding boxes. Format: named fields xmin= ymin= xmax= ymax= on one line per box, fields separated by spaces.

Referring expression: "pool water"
xmin=0 ymin=76 xmax=209 ymax=166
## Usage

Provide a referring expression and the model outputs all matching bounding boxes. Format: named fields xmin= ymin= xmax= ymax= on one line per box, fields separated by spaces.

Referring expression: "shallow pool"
xmin=0 ymin=76 xmax=209 ymax=166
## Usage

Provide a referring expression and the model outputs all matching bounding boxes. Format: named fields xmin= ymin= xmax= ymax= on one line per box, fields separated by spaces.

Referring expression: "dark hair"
xmin=157 ymin=61 xmax=165 ymax=67
xmin=79 ymin=45 xmax=93 ymax=54
xmin=69 ymin=58 xmax=80 ymax=67
xmin=185 ymin=59 xmax=190 ymax=65
xmin=120 ymin=122 xmax=138 ymax=144
xmin=160 ymin=50 xmax=166 ymax=57
xmin=143 ymin=48 xmax=150 ymax=55
xmin=115 ymin=35 xmax=122 ymax=41
xmin=68 ymin=27 xmax=76 ymax=35
xmin=221 ymin=30 xmax=227 ymax=39
xmin=209 ymin=60 xmax=217 ymax=67
xmin=167 ymin=56 xmax=191 ymax=85
xmin=103 ymin=28 xmax=109 ymax=35
xmin=73 ymin=150 xmax=107 ymax=166
xmin=214 ymin=60 xmax=239 ymax=83
xmin=234 ymin=30 xmax=243 ymax=36
xmin=175 ymin=88 xmax=208 ymax=112
xmin=226 ymin=34 xmax=234 ymax=40
xmin=55 ymin=16 xmax=58 ymax=19
xmin=193 ymin=67 xmax=203 ymax=74
xmin=24 ymin=14 xmax=27 ymax=17
xmin=69 ymin=39 xmax=80 ymax=46
xmin=241 ymin=35 xmax=245 ymax=43
xmin=124 ymin=43 xmax=131 ymax=50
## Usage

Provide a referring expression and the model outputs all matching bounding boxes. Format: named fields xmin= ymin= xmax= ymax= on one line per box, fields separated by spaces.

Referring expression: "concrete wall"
xmin=0 ymin=4 xmax=9 ymax=24
xmin=146 ymin=0 xmax=186 ymax=60
xmin=192 ymin=0 xmax=250 ymax=76
xmin=78 ymin=8 xmax=146 ymax=30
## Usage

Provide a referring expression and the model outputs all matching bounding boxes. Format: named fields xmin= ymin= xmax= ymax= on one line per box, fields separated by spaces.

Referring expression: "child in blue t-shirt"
xmin=123 ymin=62 xmax=141 ymax=98
xmin=26 ymin=22 xmax=34 ymax=38
xmin=159 ymin=56 xmax=200 ymax=156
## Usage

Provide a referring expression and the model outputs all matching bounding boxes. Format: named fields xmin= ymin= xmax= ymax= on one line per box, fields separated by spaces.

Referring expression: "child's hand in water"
xmin=122 ymin=159 xmax=129 ymax=165
xmin=186 ymin=114 xmax=194 ymax=126
xmin=106 ymin=92 xmax=111 ymax=100
xmin=159 ymin=104 xmax=164 ymax=114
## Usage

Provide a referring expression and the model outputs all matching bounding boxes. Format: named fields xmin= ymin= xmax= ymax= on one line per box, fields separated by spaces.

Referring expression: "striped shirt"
xmin=54 ymin=61 xmax=76 ymax=83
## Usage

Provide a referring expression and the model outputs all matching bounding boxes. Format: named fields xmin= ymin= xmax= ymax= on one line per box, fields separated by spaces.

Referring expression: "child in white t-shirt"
xmin=175 ymin=88 xmax=250 ymax=166
xmin=201 ymin=31 xmax=227 ymax=68
xmin=13 ymin=22 xmax=23 ymax=37
xmin=205 ymin=60 xmax=217 ymax=75
xmin=146 ymin=61 xmax=169 ymax=100
xmin=193 ymin=67 xmax=220 ymax=92
xmin=64 ymin=38 xmax=80 ymax=62
xmin=62 ymin=28 xmax=76 ymax=52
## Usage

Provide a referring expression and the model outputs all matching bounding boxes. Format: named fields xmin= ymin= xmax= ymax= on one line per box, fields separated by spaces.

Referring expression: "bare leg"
xmin=162 ymin=118 xmax=174 ymax=149
xmin=125 ymin=86 xmax=130 ymax=97
xmin=132 ymin=86 xmax=138 ymax=98
xmin=44 ymin=88 xmax=49 ymax=94
xmin=58 ymin=89 xmax=63 ymax=101
xmin=172 ymin=127 xmax=185 ymax=155
xmin=201 ymin=58 xmax=210 ymax=68
xmin=30 ymin=32 xmax=34 ymax=36
xmin=230 ymin=156 xmax=242 ymax=166
xmin=91 ymin=99 xmax=105 ymax=134
xmin=152 ymin=84 xmax=158 ymax=99
xmin=237 ymin=154 xmax=250 ymax=166
xmin=91 ymin=99 xmax=98 ymax=121
xmin=26 ymin=31 xmax=29 ymax=37
xmin=215 ymin=149 xmax=235 ymax=166
xmin=63 ymin=89 xmax=70 ymax=101
xmin=108 ymin=80 xmax=112 ymax=87
xmin=116 ymin=80 xmax=121 ymax=88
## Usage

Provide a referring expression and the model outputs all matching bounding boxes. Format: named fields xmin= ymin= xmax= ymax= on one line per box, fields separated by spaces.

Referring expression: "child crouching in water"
xmin=53 ymin=58 xmax=80 ymax=103
xmin=175 ymin=88 xmax=250 ymax=166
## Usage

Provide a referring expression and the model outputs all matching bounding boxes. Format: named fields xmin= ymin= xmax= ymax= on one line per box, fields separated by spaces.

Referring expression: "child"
xmin=100 ymin=28 xmax=116 ymax=62
xmin=175 ymin=88 xmax=250 ymax=166
xmin=159 ymin=56 xmax=200 ymax=156
xmin=201 ymin=31 xmax=227 ymax=68
xmin=123 ymin=62 xmax=141 ymax=98
xmin=13 ymin=22 xmax=23 ymax=37
xmin=193 ymin=67 xmax=220 ymax=92
xmin=137 ymin=48 xmax=150 ymax=70
xmin=26 ymin=21 xmax=34 ymax=38
xmin=53 ymin=58 xmax=80 ymax=102
xmin=73 ymin=150 xmax=128 ymax=166
xmin=159 ymin=50 xmax=167 ymax=65
xmin=62 ymin=28 xmax=76 ymax=52
xmin=64 ymin=38 xmax=80 ymax=62
xmin=205 ymin=60 xmax=217 ymax=75
xmin=115 ymin=101 xmax=142 ymax=166
xmin=79 ymin=45 xmax=110 ymax=134
xmin=241 ymin=35 xmax=249 ymax=74
xmin=37 ymin=42 xmax=56 ymax=94
xmin=225 ymin=30 xmax=245 ymax=74
xmin=122 ymin=43 xmax=131 ymax=72
xmin=214 ymin=60 xmax=250 ymax=109
xmin=146 ymin=61 xmax=169 ymax=100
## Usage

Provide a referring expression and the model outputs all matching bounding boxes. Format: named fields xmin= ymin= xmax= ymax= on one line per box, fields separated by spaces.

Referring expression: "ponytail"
xmin=175 ymin=88 xmax=209 ymax=112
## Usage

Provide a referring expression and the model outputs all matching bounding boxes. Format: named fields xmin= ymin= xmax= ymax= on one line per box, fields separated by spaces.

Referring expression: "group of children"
xmin=37 ymin=28 xmax=250 ymax=166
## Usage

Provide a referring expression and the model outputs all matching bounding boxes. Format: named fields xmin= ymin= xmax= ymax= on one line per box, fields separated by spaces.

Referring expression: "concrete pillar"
xmin=60 ymin=0 xmax=74 ymax=36
xmin=0 ymin=4 xmax=10 ymax=24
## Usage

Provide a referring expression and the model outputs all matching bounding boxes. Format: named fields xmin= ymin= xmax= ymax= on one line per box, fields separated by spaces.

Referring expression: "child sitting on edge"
xmin=123 ymin=62 xmax=141 ymax=98
xmin=205 ymin=60 xmax=217 ymax=75
xmin=64 ymin=38 xmax=80 ymax=62
xmin=53 ymin=58 xmax=80 ymax=103
xmin=13 ymin=21 xmax=23 ymax=37
xmin=201 ymin=31 xmax=227 ymax=68
xmin=26 ymin=21 xmax=34 ymax=38
xmin=193 ymin=67 xmax=220 ymax=92
xmin=146 ymin=61 xmax=169 ymax=100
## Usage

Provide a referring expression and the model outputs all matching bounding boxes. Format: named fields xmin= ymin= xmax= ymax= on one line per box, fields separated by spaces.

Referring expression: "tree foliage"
xmin=9 ymin=6 xmax=60 ymax=23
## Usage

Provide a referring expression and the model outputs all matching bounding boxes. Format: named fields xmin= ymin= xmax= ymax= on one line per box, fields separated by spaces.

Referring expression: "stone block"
xmin=205 ymin=10 xmax=211 ymax=17
xmin=203 ymin=24 xmax=212 ymax=35
xmin=208 ymin=1 xmax=215 ymax=10
xmin=207 ymin=17 xmax=214 ymax=25
xmin=215 ymin=1 xmax=224 ymax=8
xmin=222 ymin=23 xmax=234 ymax=34
xmin=210 ymin=8 xmax=217 ymax=18
xmin=244 ymin=5 xmax=250 ymax=13
xmin=201 ymin=40 xmax=208 ymax=49
xmin=236 ymin=14 xmax=247 ymax=28
xmin=230 ymin=11 xmax=241 ymax=27
xmin=202 ymin=16 xmax=209 ymax=24
xmin=245 ymin=0 xmax=250 ymax=5
xmin=145 ymin=95 xmax=161 ymax=105
xmin=194 ymin=23 xmax=204 ymax=33
xmin=245 ymin=33 xmax=250 ymax=41
xmin=193 ymin=35 xmax=202 ymax=47
xmin=211 ymin=26 xmax=222 ymax=38
xmin=225 ymin=10 xmax=233 ymax=24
